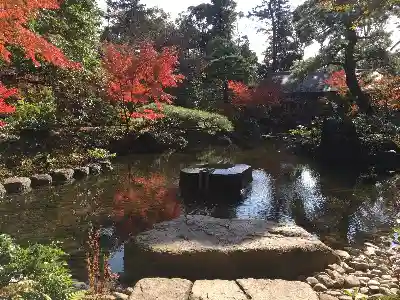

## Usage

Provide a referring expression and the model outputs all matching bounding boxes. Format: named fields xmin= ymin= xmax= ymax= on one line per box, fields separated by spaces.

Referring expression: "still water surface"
xmin=0 ymin=142 xmax=397 ymax=280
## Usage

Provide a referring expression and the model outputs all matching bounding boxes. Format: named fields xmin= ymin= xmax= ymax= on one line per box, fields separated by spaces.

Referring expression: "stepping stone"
xmin=3 ymin=177 xmax=31 ymax=194
xmin=236 ymin=279 xmax=319 ymax=300
xmin=125 ymin=215 xmax=338 ymax=280
xmin=190 ymin=280 xmax=247 ymax=300
xmin=129 ymin=278 xmax=192 ymax=300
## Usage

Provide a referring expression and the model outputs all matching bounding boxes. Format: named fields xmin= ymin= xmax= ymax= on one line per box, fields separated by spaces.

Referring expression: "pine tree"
xmin=103 ymin=0 xmax=175 ymax=47
xmin=251 ymin=0 xmax=303 ymax=74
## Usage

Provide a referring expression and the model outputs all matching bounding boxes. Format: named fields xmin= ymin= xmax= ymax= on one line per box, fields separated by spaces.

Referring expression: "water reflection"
xmin=0 ymin=143 xmax=397 ymax=279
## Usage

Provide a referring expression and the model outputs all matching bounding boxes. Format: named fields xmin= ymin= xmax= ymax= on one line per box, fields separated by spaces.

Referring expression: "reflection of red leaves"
xmin=112 ymin=173 xmax=181 ymax=240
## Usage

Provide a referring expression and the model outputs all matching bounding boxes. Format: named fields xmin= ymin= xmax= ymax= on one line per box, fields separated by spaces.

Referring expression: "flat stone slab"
xmin=190 ymin=280 xmax=247 ymax=300
xmin=129 ymin=278 xmax=319 ymax=300
xmin=129 ymin=278 xmax=192 ymax=300
xmin=237 ymin=279 xmax=319 ymax=300
xmin=125 ymin=215 xmax=338 ymax=280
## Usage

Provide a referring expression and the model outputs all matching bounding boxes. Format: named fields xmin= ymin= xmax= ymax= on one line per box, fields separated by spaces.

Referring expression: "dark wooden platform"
xmin=179 ymin=163 xmax=253 ymax=198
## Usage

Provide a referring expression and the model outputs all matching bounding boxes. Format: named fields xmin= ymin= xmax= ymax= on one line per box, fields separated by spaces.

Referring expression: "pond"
xmin=0 ymin=141 xmax=397 ymax=283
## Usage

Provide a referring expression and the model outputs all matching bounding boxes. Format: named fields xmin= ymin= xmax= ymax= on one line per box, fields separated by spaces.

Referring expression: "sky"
xmin=96 ymin=0 xmax=399 ymax=62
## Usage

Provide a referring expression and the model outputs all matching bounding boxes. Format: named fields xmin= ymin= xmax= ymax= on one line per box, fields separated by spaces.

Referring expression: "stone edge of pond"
xmin=72 ymin=235 xmax=400 ymax=300
xmin=0 ymin=160 xmax=114 ymax=196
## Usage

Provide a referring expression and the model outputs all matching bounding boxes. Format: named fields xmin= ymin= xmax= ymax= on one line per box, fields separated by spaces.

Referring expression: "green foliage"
xmin=10 ymin=87 xmax=57 ymax=131
xmin=142 ymin=104 xmax=234 ymax=134
xmin=87 ymin=148 xmax=116 ymax=161
xmin=289 ymin=124 xmax=321 ymax=139
xmin=0 ymin=234 xmax=74 ymax=300
xmin=292 ymin=0 xmax=395 ymax=72
xmin=33 ymin=0 xmax=102 ymax=70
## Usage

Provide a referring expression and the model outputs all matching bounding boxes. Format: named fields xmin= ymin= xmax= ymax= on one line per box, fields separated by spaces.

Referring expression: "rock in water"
xmin=30 ymin=174 xmax=52 ymax=187
xmin=51 ymin=169 xmax=74 ymax=184
xmin=74 ymin=167 xmax=90 ymax=179
xmin=0 ymin=183 xmax=6 ymax=197
xmin=179 ymin=164 xmax=252 ymax=199
xmin=3 ymin=177 xmax=31 ymax=194
xmin=125 ymin=215 xmax=338 ymax=280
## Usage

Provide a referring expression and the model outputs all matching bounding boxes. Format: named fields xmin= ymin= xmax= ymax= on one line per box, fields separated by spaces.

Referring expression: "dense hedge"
xmin=140 ymin=104 xmax=234 ymax=134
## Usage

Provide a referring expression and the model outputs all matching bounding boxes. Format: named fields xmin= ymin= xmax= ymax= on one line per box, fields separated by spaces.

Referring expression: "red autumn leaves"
xmin=228 ymin=80 xmax=282 ymax=107
xmin=0 ymin=0 xmax=79 ymax=68
xmin=0 ymin=0 xmax=81 ymax=124
xmin=326 ymin=70 xmax=400 ymax=112
xmin=102 ymin=43 xmax=184 ymax=121
xmin=0 ymin=1 xmax=184 ymax=126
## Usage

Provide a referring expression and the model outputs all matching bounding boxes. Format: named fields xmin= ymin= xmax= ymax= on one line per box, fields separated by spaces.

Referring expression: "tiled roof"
xmin=269 ymin=71 xmax=337 ymax=93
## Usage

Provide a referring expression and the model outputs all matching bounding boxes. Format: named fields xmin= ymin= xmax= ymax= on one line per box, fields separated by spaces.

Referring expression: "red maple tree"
xmin=102 ymin=43 xmax=184 ymax=129
xmin=326 ymin=70 xmax=400 ymax=113
xmin=0 ymin=0 xmax=80 ymax=124
xmin=227 ymin=80 xmax=282 ymax=107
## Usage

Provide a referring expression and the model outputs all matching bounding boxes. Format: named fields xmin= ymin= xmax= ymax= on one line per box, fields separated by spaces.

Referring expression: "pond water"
xmin=0 ymin=141 xmax=397 ymax=282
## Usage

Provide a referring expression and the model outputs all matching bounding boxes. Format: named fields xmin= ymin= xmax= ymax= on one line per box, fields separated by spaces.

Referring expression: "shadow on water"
xmin=0 ymin=141 xmax=397 ymax=281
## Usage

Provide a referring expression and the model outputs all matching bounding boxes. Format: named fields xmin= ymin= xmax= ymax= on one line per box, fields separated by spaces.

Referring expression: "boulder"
xmin=30 ymin=174 xmax=52 ymax=187
xmin=88 ymin=164 xmax=101 ymax=175
xmin=3 ymin=177 xmax=31 ymax=194
xmin=236 ymin=279 xmax=319 ymax=300
xmin=129 ymin=278 xmax=192 ymax=300
xmin=73 ymin=167 xmax=90 ymax=179
xmin=125 ymin=215 xmax=338 ymax=280
xmin=99 ymin=160 xmax=113 ymax=171
xmin=51 ymin=169 xmax=74 ymax=184
xmin=0 ymin=183 xmax=6 ymax=197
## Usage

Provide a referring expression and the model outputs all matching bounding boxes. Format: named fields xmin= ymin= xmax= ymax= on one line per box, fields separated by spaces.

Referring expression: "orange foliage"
xmin=227 ymin=80 xmax=282 ymax=107
xmin=0 ymin=0 xmax=80 ymax=121
xmin=0 ymin=83 xmax=17 ymax=114
xmin=326 ymin=70 xmax=400 ymax=112
xmin=369 ymin=75 xmax=400 ymax=111
xmin=0 ymin=0 xmax=80 ymax=68
xmin=102 ymin=43 xmax=184 ymax=121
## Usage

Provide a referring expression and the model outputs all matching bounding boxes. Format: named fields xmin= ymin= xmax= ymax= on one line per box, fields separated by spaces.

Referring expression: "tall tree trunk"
xmin=269 ymin=0 xmax=278 ymax=72
xmin=223 ymin=79 xmax=229 ymax=104
xmin=344 ymin=27 xmax=373 ymax=115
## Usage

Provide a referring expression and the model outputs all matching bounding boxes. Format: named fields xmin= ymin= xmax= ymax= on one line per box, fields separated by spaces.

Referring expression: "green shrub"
xmin=87 ymin=148 xmax=116 ymax=161
xmin=10 ymin=86 xmax=57 ymax=131
xmin=0 ymin=234 xmax=75 ymax=300
xmin=139 ymin=104 xmax=234 ymax=135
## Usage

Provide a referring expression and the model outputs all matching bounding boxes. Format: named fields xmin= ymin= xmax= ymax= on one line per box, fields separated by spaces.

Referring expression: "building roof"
xmin=269 ymin=71 xmax=337 ymax=93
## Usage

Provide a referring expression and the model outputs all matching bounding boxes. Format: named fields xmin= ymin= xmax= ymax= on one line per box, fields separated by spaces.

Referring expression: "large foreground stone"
xmin=125 ymin=215 xmax=338 ymax=280
xmin=129 ymin=278 xmax=192 ymax=300
xmin=237 ymin=279 xmax=319 ymax=300
xmin=190 ymin=280 xmax=247 ymax=300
